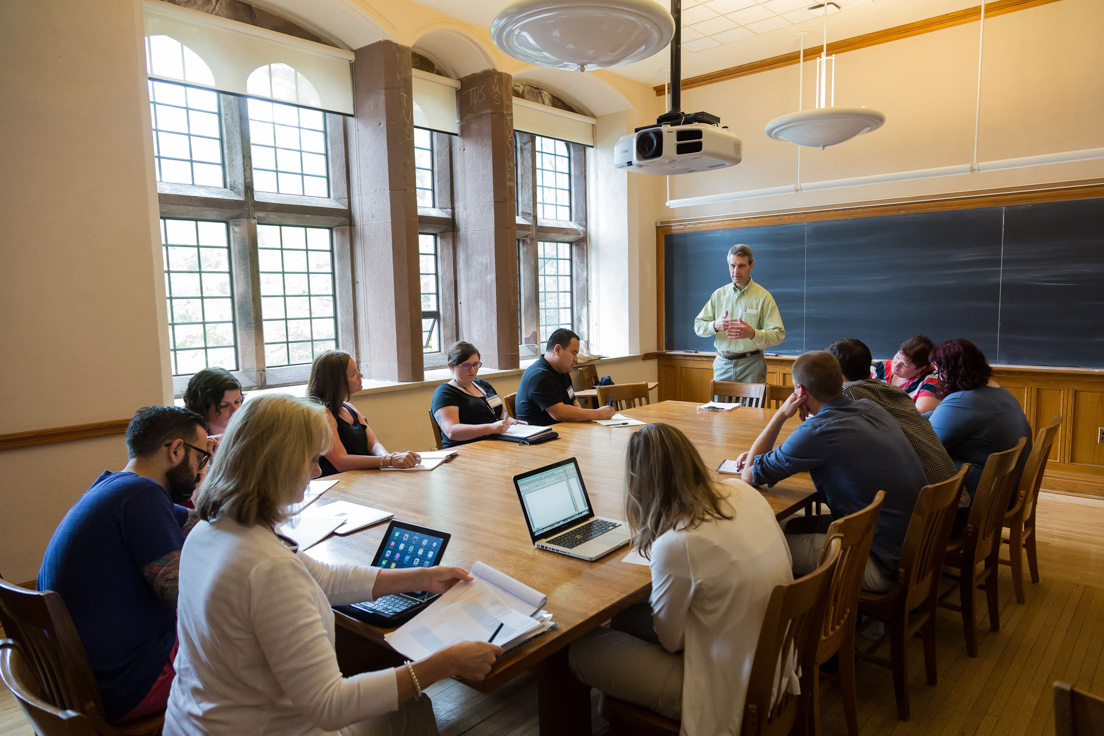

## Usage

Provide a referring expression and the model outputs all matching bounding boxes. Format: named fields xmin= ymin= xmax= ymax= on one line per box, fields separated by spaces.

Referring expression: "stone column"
xmin=455 ymin=69 xmax=519 ymax=370
xmin=347 ymin=40 xmax=422 ymax=382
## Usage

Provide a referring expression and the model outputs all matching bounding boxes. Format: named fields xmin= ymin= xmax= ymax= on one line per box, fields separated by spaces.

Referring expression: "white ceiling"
xmin=412 ymin=0 xmax=983 ymax=85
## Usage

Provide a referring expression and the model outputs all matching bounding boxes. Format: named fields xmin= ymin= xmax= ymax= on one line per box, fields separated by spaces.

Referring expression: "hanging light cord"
xmin=973 ymin=0 xmax=986 ymax=170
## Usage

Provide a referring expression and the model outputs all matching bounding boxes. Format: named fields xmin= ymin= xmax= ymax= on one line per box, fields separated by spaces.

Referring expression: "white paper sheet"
xmin=277 ymin=515 xmax=343 ymax=551
xmin=302 ymin=500 xmax=393 ymax=536
xmin=595 ymin=413 xmax=647 ymax=427
xmin=697 ymin=401 xmax=741 ymax=412
xmin=288 ymin=479 xmax=338 ymax=515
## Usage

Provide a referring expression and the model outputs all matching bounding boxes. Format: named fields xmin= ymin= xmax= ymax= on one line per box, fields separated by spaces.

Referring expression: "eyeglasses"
xmin=168 ymin=441 xmax=212 ymax=469
xmin=458 ymin=362 xmax=483 ymax=371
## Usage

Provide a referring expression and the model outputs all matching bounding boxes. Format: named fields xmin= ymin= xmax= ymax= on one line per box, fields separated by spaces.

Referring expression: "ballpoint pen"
xmin=488 ymin=622 xmax=504 ymax=644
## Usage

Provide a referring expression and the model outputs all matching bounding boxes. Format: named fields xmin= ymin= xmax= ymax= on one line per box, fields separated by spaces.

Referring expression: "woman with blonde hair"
xmin=165 ymin=395 xmax=501 ymax=736
xmin=568 ymin=423 xmax=793 ymax=735
xmin=308 ymin=350 xmax=421 ymax=474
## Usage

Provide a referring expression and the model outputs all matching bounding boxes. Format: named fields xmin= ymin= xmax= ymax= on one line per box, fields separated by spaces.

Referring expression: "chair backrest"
xmin=0 ymin=639 xmax=98 ymax=736
xmin=575 ymin=364 xmax=599 ymax=390
xmin=1012 ymin=415 xmax=1061 ymax=527
xmin=427 ymin=410 xmax=444 ymax=451
xmin=710 ymin=380 xmax=767 ymax=408
xmin=595 ymin=382 xmax=650 ymax=411
xmin=766 ymin=384 xmax=792 ymax=409
xmin=964 ymin=438 xmax=1027 ymax=567
xmin=1054 ymin=681 xmax=1104 ymax=736
xmin=817 ymin=491 xmax=884 ymax=661
xmin=743 ymin=538 xmax=841 ymax=736
xmin=503 ymin=392 xmax=517 ymax=419
xmin=0 ymin=578 xmax=108 ymax=723
xmin=901 ymin=466 xmax=969 ymax=611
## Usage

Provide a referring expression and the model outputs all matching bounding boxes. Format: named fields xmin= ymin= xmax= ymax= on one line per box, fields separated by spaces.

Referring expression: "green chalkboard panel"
xmin=663 ymin=197 xmax=1104 ymax=368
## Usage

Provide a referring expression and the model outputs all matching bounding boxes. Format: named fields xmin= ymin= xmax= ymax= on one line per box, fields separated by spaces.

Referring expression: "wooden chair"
xmin=1054 ymin=681 xmax=1104 ymax=736
xmin=427 ymin=410 xmax=444 ymax=451
xmin=939 ymin=438 xmax=1026 ymax=657
xmin=1 ymin=639 xmax=98 ymax=736
xmin=810 ymin=491 xmax=885 ymax=736
xmin=857 ymin=466 xmax=968 ymax=721
xmin=575 ymin=363 xmax=599 ymax=390
xmin=766 ymin=384 xmax=793 ymax=409
xmin=598 ymin=538 xmax=843 ymax=736
xmin=1002 ymin=415 xmax=1061 ymax=603
xmin=709 ymin=380 xmax=768 ymax=408
xmin=503 ymin=392 xmax=517 ymax=419
xmin=0 ymin=577 xmax=164 ymax=736
xmin=595 ymin=382 xmax=651 ymax=412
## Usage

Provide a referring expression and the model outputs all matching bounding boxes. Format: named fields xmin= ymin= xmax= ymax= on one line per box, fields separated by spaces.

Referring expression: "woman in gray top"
xmin=926 ymin=339 xmax=1032 ymax=503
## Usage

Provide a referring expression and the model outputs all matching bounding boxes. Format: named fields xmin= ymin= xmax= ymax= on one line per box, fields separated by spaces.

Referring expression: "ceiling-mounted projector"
xmin=614 ymin=1 xmax=741 ymax=176
xmin=615 ymin=118 xmax=741 ymax=175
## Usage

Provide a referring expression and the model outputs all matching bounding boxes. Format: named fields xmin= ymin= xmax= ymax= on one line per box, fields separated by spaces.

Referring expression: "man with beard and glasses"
xmin=38 ymin=405 xmax=209 ymax=724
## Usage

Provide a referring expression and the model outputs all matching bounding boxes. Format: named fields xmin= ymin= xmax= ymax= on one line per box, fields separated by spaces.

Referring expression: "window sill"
xmin=176 ymin=353 xmax=650 ymax=405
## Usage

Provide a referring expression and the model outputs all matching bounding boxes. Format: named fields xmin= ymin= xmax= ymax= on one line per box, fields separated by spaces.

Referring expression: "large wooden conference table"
xmin=309 ymin=400 xmax=815 ymax=733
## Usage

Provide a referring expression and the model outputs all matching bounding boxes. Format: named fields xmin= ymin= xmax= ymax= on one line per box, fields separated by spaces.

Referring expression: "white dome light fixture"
xmin=491 ymin=0 xmax=675 ymax=72
xmin=765 ymin=3 xmax=885 ymax=149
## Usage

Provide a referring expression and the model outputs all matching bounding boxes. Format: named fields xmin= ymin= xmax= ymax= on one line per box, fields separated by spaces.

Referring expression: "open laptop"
xmin=334 ymin=520 xmax=450 ymax=626
xmin=513 ymin=457 xmax=631 ymax=561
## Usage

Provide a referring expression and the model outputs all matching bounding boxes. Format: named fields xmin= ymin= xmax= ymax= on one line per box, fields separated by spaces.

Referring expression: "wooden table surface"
xmin=310 ymin=400 xmax=813 ymax=696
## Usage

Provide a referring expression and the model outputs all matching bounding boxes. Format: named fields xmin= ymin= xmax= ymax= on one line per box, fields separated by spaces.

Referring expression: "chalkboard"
xmin=663 ymin=197 xmax=1104 ymax=368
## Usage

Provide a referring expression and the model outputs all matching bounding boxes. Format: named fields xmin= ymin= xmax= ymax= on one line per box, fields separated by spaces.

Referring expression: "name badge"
xmin=486 ymin=394 xmax=503 ymax=409
xmin=745 ymin=308 xmax=759 ymax=315
xmin=567 ymin=386 xmax=576 ymax=399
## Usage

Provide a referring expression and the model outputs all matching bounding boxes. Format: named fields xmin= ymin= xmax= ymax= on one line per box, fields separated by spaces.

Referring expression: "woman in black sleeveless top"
xmin=431 ymin=341 xmax=525 ymax=449
xmin=307 ymin=350 xmax=421 ymax=476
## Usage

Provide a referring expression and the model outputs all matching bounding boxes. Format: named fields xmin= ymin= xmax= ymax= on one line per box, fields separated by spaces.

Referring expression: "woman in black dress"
xmin=431 ymin=342 xmax=525 ymax=449
xmin=308 ymin=350 xmax=420 ymax=475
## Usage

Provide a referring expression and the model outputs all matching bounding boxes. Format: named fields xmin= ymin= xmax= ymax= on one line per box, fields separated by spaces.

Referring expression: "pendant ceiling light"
xmin=491 ymin=0 xmax=675 ymax=72
xmin=765 ymin=2 xmax=885 ymax=149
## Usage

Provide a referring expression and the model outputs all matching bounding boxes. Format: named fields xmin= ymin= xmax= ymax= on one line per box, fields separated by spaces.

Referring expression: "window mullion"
xmin=229 ymin=218 xmax=265 ymax=388
xmin=517 ymin=134 xmax=539 ymax=348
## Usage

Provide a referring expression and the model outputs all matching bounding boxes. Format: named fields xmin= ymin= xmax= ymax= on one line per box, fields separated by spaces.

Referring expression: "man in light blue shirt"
xmin=693 ymin=244 xmax=785 ymax=383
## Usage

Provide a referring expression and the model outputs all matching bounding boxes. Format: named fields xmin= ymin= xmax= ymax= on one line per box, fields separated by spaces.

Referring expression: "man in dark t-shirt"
xmin=38 ymin=406 xmax=209 ymax=722
xmin=515 ymin=328 xmax=617 ymax=426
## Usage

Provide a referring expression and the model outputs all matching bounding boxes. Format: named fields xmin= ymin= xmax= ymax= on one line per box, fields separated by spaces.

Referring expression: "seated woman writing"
xmin=165 ymin=394 xmax=500 ymax=736
xmin=308 ymin=350 xmax=420 ymax=474
xmin=567 ymin=423 xmax=793 ymax=735
xmin=872 ymin=334 xmax=942 ymax=413
xmin=183 ymin=367 xmax=243 ymax=436
xmin=430 ymin=341 xmax=525 ymax=449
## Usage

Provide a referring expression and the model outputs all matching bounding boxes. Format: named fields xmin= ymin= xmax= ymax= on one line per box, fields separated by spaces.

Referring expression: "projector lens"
xmin=636 ymin=130 xmax=663 ymax=160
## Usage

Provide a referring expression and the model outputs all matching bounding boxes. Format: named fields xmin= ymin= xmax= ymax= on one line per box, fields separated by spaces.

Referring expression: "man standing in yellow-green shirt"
xmin=693 ymin=244 xmax=786 ymax=383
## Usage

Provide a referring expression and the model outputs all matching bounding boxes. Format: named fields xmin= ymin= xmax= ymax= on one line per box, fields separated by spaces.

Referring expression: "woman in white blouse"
xmin=569 ymin=423 xmax=793 ymax=735
xmin=165 ymin=395 xmax=501 ymax=736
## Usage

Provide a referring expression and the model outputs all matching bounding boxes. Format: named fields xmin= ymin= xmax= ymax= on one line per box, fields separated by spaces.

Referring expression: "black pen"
xmin=489 ymin=622 xmax=504 ymax=644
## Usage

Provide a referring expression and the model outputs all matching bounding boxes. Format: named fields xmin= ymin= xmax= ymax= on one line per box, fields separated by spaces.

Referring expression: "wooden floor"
xmin=4 ymin=491 xmax=1103 ymax=736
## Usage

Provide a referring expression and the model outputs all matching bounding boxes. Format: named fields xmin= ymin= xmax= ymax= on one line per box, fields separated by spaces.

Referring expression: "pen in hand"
xmin=488 ymin=622 xmax=504 ymax=644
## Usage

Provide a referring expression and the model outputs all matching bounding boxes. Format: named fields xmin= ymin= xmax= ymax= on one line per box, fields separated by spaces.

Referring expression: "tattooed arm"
xmin=182 ymin=509 xmax=201 ymax=538
xmin=142 ymin=551 xmax=181 ymax=607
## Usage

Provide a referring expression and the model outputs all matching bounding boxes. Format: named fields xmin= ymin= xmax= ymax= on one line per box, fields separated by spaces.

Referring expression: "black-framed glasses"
xmin=459 ymin=362 xmax=483 ymax=371
xmin=168 ymin=441 xmax=211 ymax=469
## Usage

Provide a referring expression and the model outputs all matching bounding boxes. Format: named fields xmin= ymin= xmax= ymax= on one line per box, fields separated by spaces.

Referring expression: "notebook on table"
xmin=334 ymin=520 xmax=451 ymax=626
xmin=513 ymin=457 xmax=631 ymax=561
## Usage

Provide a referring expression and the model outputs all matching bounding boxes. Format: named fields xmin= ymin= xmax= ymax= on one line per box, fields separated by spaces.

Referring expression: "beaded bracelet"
xmin=405 ymin=661 xmax=422 ymax=699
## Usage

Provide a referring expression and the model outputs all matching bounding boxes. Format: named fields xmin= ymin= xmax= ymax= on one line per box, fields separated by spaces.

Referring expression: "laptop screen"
xmin=515 ymin=458 xmax=593 ymax=538
xmin=373 ymin=520 xmax=449 ymax=571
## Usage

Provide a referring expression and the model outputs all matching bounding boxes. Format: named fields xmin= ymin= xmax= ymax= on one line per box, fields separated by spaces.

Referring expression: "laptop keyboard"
xmin=548 ymin=519 xmax=620 ymax=549
xmin=353 ymin=594 xmax=420 ymax=617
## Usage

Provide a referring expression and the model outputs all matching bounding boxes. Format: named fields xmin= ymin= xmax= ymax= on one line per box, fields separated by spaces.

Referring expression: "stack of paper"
xmin=289 ymin=479 xmax=338 ymax=515
xmin=279 ymin=499 xmax=393 ymax=549
xmin=492 ymin=424 xmax=556 ymax=443
xmin=595 ymin=413 xmax=646 ymax=427
xmin=380 ymin=449 xmax=458 ymax=472
xmin=386 ymin=562 xmax=555 ymax=658
xmin=697 ymin=401 xmax=742 ymax=412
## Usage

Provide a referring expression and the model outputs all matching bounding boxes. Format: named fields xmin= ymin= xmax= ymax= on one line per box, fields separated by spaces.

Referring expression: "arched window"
xmin=247 ymin=63 xmax=321 ymax=108
xmin=145 ymin=35 xmax=214 ymax=86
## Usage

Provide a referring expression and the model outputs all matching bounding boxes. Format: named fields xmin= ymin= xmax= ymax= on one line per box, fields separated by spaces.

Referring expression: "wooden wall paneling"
xmin=658 ymin=362 xmax=678 ymax=402
xmin=1034 ymin=387 xmax=1065 ymax=464
xmin=681 ymin=365 xmax=715 ymax=403
xmin=1070 ymin=390 xmax=1104 ymax=467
